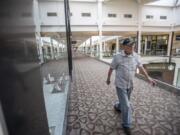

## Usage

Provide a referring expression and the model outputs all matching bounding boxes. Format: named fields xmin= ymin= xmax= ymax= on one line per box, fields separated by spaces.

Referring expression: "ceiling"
xmin=145 ymin=0 xmax=180 ymax=7
xmin=39 ymin=0 xmax=179 ymax=6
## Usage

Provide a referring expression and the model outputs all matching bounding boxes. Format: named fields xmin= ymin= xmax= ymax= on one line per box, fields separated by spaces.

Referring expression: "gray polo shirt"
xmin=110 ymin=50 xmax=143 ymax=89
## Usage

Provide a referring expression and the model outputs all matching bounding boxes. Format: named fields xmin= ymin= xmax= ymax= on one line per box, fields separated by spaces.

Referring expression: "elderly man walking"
xmin=106 ymin=38 xmax=156 ymax=135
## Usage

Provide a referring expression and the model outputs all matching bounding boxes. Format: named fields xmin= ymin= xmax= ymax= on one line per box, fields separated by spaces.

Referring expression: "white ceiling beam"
xmin=137 ymin=0 xmax=159 ymax=4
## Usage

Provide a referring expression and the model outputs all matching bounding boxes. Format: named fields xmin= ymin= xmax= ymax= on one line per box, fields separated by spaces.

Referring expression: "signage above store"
xmin=176 ymin=35 xmax=180 ymax=40
xmin=146 ymin=65 xmax=166 ymax=70
xmin=145 ymin=63 xmax=175 ymax=71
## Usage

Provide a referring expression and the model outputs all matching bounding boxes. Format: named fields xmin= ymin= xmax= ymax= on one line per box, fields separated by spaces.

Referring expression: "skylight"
xmin=145 ymin=0 xmax=179 ymax=7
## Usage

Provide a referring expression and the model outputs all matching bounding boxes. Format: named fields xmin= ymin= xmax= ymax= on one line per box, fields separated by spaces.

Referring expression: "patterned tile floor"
xmin=66 ymin=54 xmax=180 ymax=135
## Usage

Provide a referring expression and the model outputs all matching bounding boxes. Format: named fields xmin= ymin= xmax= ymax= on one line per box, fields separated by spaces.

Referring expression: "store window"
xmin=146 ymin=15 xmax=153 ymax=19
xmin=156 ymin=35 xmax=168 ymax=55
xmin=160 ymin=16 xmax=167 ymax=20
xmin=81 ymin=13 xmax=91 ymax=17
xmin=172 ymin=34 xmax=180 ymax=56
xmin=47 ymin=12 xmax=57 ymax=17
xmin=141 ymin=35 xmax=168 ymax=56
xmin=108 ymin=13 xmax=117 ymax=18
xmin=47 ymin=46 xmax=51 ymax=53
xmin=124 ymin=14 xmax=132 ymax=18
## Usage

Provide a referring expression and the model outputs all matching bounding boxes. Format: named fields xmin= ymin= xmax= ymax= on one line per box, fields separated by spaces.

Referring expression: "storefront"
xmin=141 ymin=35 xmax=168 ymax=56
xmin=173 ymin=33 xmax=180 ymax=56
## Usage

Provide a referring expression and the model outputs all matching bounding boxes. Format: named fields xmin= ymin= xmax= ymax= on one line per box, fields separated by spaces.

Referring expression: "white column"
xmin=90 ymin=37 xmax=93 ymax=56
xmin=144 ymin=37 xmax=147 ymax=55
xmin=94 ymin=44 xmax=95 ymax=55
xmin=138 ymin=31 xmax=142 ymax=54
xmin=33 ymin=0 xmax=40 ymax=32
xmin=103 ymin=42 xmax=106 ymax=52
xmin=58 ymin=44 xmax=60 ymax=57
xmin=102 ymin=44 xmax=104 ymax=52
xmin=98 ymin=0 xmax=103 ymax=59
xmin=173 ymin=66 xmax=179 ymax=86
xmin=84 ymin=43 xmax=86 ymax=53
xmin=168 ymin=7 xmax=175 ymax=56
xmin=97 ymin=45 xmax=99 ymax=57
xmin=91 ymin=45 xmax=94 ymax=56
xmin=116 ymin=37 xmax=119 ymax=53
xmin=45 ymin=46 xmax=48 ymax=57
xmin=85 ymin=41 xmax=87 ymax=54
xmin=50 ymin=38 xmax=54 ymax=59
xmin=137 ymin=4 xmax=142 ymax=54
xmin=39 ymin=38 xmax=44 ymax=63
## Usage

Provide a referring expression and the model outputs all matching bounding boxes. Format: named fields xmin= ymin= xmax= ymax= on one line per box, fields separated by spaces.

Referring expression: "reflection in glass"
xmin=39 ymin=1 xmax=70 ymax=135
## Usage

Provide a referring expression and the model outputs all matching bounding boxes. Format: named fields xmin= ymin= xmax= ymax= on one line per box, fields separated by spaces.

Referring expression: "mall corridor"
xmin=66 ymin=54 xmax=180 ymax=135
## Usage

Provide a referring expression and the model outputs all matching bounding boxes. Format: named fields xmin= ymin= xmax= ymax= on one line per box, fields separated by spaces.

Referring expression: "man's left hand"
xmin=148 ymin=77 xmax=157 ymax=87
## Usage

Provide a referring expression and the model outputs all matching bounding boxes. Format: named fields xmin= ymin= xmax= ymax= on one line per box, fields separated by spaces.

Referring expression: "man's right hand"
xmin=107 ymin=68 xmax=113 ymax=85
xmin=106 ymin=79 xmax=111 ymax=85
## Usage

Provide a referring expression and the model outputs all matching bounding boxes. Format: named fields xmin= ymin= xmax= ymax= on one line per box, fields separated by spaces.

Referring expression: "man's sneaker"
xmin=122 ymin=127 xmax=131 ymax=135
xmin=114 ymin=103 xmax=121 ymax=113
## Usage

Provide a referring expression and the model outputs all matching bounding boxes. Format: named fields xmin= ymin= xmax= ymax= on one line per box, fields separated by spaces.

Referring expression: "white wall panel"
xmin=39 ymin=1 xmax=65 ymax=25
xmin=102 ymin=0 xmax=138 ymax=25
xmin=142 ymin=6 xmax=173 ymax=26
xmin=38 ymin=0 xmax=180 ymax=32
xmin=175 ymin=6 xmax=180 ymax=26
xmin=70 ymin=2 xmax=98 ymax=25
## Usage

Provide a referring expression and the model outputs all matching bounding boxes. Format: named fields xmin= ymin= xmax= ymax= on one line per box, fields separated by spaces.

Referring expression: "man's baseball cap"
xmin=121 ymin=38 xmax=135 ymax=47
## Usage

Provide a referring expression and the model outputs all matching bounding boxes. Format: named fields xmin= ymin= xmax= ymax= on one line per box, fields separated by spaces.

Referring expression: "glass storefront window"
xmin=152 ymin=35 xmax=156 ymax=40
xmin=39 ymin=0 xmax=71 ymax=135
xmin=172 ymin=33 xmax=180 ymax=56
xmin=156 ymin=35 xmax=168 ymax=55
xmin=141 ymin=35 xmax=168 ymax=56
